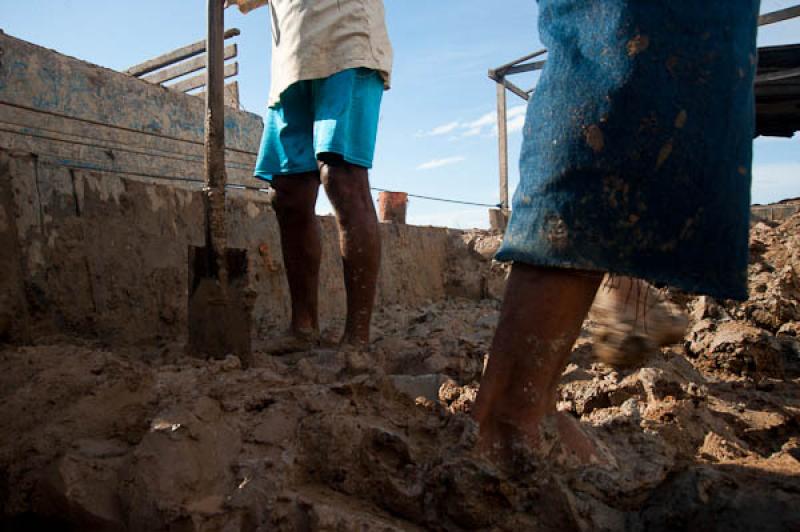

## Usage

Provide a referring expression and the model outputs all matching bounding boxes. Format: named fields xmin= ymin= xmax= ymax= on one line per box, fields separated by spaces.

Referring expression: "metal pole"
xmin=496 ymin=80 xmax=509 ymax=211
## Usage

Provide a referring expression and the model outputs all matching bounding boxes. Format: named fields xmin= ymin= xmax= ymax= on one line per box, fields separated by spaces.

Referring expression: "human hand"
xmin=225 ymin=0 xmax=269 ymax=14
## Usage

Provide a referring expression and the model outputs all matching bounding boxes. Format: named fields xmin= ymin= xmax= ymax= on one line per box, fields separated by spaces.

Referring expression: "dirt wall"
xmin=0 ymin=33 xmax=501 ymax=347
xmin=0 ymin=147 xmax=493 ymax=346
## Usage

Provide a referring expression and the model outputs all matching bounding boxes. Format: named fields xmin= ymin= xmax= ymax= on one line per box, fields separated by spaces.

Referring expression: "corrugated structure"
xmin=755 ymin=43 xmax=800 ymax=138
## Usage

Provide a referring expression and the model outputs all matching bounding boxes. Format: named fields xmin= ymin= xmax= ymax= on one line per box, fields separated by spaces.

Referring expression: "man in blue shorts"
xmin=473 ymin=0 xmax=761 ymax=464
xmin=228 ymin=0 xmax=392 ymax=351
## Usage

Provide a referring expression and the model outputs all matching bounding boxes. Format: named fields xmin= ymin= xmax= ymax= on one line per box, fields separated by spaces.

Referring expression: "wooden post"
xmin=496 ymin=80 xmax=509 ymax=212
xmin=205 ymin=0 xmax=227 ymax=269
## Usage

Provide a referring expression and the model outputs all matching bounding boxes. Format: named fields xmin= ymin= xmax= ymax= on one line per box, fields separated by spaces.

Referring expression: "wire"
xmin=0 ymin=123 xmax=254 ymax=173
xmin=0 ymin=100 xmax=259 ymax=156
xmin=20 ymin=151 xmax=270 ymax=193
xmin=370 ymin=187 xmax=501 ymax=208
xmin=3 ymin=100 xmax=502 ymax=208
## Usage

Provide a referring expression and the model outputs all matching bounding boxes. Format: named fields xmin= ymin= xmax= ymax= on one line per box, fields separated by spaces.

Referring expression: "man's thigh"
xmin=254 ymin=81 xmax=319 ymax=181
xmin=311 ymin=68 xmax=385 ymax=170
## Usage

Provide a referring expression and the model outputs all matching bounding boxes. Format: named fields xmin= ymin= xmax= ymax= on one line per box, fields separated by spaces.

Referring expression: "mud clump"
xmin=2 ymin=217 xmax=800 ymax=530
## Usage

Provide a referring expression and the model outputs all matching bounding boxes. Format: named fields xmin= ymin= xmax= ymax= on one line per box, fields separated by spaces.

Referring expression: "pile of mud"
xmin=2 ymin=216 xmax=800 ymax=531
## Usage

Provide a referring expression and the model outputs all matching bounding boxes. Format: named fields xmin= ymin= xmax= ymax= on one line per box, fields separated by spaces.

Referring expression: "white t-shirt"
xmin=266 ymin=0 xmax=393 ymax=106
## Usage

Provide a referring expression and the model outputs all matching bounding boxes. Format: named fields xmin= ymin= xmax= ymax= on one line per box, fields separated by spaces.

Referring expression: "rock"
xmin=690 ymin=296 xmax=728 ymax=322
xmin=32 ymin=450 xmax=126 ymax=531
xmin=389 ymin=374 xmax=448 ymax=402
xmin=474 ymin=313 xmax=499 ymax=330
xmin=438 ymin=378 xmax=461 ymax=403
xmin=444 ymin=231 xmax=508 ymax=300
xmin=688 ymin=321 xmax=785 ymax=378
xmin=246 ymin=402 xmax=303 ymax=446
xmin=637 ymin=465 xmax=800 ymax=531
xmin=698 ymin=432 xmax=752 ymax=462
xmin=438 ymin=381 xmax=478 ymax=414
xmin=120 ymin=398 xmax=242 ymax=531
xmin=778 ymin=321 xmax=800 ymax=337
xmin=220 ymin=355 xmax=241 ymax=372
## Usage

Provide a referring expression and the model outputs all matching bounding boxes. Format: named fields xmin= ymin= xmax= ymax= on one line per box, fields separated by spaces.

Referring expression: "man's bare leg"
xmin=270 ymin=173 xmax=322 ymax=339
xmin=473 ymin=263 xmax=603 ymax=464
xmin=319 ymin=157 xmax=381 ymax=347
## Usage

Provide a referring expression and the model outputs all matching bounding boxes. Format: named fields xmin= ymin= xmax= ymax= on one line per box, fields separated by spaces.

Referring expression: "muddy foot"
xmin=478 ymin=412 xmax=615 ymax=471
xmin=540 ymin=412 xmax=615 ymax=468
xmin=338 ymin=344 xmax=383 ymax=378
xmin=264 ymin=330 xmax=319 ymax=356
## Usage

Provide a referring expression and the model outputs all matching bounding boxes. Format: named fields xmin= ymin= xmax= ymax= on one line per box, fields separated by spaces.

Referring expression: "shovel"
xmin=188 ymin=0 xmax=252 ymax=364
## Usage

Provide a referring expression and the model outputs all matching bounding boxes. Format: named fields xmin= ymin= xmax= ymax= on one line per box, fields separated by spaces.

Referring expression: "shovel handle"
xmin=204 ymin=0 xmax=227 ymax=260
xmin=206 ymin=0 xmax=226 ymax=192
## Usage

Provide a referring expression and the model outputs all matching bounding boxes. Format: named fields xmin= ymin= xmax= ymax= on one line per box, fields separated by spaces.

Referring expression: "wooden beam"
xmin=125 ymin=28 xmax=240 ymax=77
xmin=504 ymin=59 xmax=547 ymax=77
xmin=503 ymin=78 xmax=531 ymax=101
xmin=142 ymin=44 xmax=237 ymax=85
xmin=168 ymin=62 xmax=238 ymax=93
xmin=224 ymin=81 xmax=240 ymax=108
xmin=496 ymin=82 xmax=509 ymax=211
xmin=195 ymin=82 xmax=240 ymax=108
xmin=492 ymin=49 xmax=548 ymax=78
xmin=759 ymin=5 xmax=800 ymax=26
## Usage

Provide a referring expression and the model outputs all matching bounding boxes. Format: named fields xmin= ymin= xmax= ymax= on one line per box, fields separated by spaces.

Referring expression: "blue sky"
xmin=3 ymin=0 xmax=798 ymax=228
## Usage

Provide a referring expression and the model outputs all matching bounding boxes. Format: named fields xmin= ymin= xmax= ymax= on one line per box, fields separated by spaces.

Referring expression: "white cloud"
xmin=417 ymin=121 xmax=461 ymax=137
xmin=506 ymin=105 xmax=527 ymax=134
xmin=418 ymin=105 xmax=528 ymax=140
xmin=416 ymin=156 xmax=466 ymax=171
xmin=461 ymin=127 xmax=483 ymax=138
xmin=464 ymin=111 xmax=496 ymax=130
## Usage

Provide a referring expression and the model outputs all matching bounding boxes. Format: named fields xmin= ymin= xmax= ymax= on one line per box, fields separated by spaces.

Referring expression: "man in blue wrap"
xmin=473 ymin=1 xmax=761 ymax=464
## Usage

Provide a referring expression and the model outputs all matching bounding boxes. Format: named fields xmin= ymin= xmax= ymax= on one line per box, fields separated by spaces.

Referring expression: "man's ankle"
xmin=291 ymin=325 xmax=318 ymax=340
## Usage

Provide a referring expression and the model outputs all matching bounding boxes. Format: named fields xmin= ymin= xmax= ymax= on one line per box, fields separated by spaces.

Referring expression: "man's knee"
xmin=318 ymin=158 xmax=371 ymax=204
xmin=271 ymin=174 xmax=319 ymax=215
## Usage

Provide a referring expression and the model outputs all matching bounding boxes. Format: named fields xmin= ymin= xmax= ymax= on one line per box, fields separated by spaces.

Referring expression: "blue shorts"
xmin=254 ymin=68 xmax=384 ymax=181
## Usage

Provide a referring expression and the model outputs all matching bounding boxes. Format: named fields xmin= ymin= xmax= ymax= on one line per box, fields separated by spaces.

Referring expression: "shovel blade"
xmin=188 ymin=245 xmax=252 ymax=364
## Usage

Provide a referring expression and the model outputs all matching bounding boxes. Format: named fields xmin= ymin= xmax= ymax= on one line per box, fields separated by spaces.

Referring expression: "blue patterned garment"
xmin=496 ymin=0 xmax=761 ymax=300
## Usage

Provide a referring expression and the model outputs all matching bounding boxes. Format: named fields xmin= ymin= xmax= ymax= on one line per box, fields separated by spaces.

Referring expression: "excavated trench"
xmin=1 ymin=215 xmax=800 ymax=531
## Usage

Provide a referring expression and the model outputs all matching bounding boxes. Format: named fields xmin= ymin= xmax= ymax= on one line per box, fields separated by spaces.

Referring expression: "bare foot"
xmin=337 ymin=343 xmax=383 ymax=377
xmin=541 ymin=412 xmax=613 ymax=467
xmin=264 ymin=329 xmax=319 ymax=356
xmin=478 ymin=412 xmax=613 ymax=470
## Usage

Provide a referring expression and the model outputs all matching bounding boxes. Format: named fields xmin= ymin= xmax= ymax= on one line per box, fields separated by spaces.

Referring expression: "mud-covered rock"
xmin=120 ymin=398 xmax=242 ymax=531
xmin=688 ymin=321 xmax=785 ymax=378
xmin=636 ymin=464 xmax=800 ymax=532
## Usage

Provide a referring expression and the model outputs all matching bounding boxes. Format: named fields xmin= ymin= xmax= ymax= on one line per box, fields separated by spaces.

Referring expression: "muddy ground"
xmin=2 ymin=215 xmax=800 ymax=531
